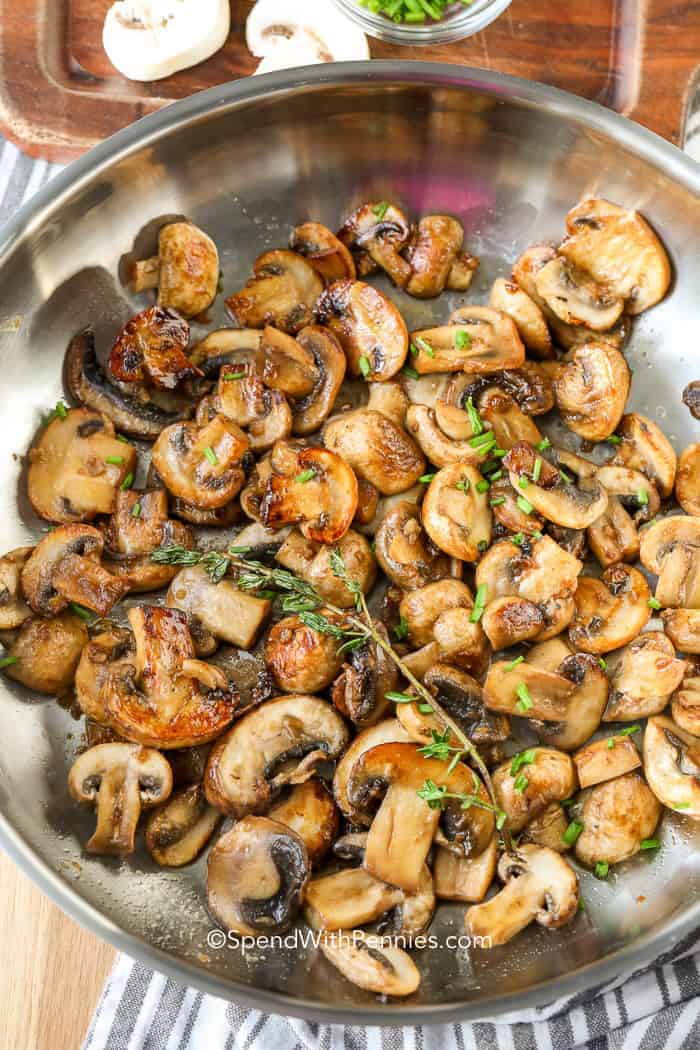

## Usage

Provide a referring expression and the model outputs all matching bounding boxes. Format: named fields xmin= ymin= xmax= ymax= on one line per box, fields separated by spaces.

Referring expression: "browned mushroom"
xmin=315 ymin=279 xmax=408 ymax=380
xmin=574 ymin=735 xmax=642 ymax=789
xmin=534 ymin=256 xmax=624 ymax=332
xmin=338 ymin=202 xmax=412 ymax=287
xmin=604 ymin=631 xmax=687 ymax=721
xmin=492 ymin=748 xmax=577 ymax=832
xmin=611 ymin=413 xmax=677 ymax=498
xmin=108 ymin=307 xmax=201 ymax=391
xmin=671 ymin=659 xmax=700 ymax=736
xmin=213 ymin=360 xmax=292 ymax=452
xmin=489 ymin=278 xmax=553 ymax=358
xmin=145 ymin=784 xmax=221 ymax=867
xmin=570 ymin=565 xmax=651 ymax=654
xmin=0 ymin=547 xmax=32 ymax=629
xmin=374 ymin=502 xmax=452 ymax=591
xmin=4 ymin=611 xmax=88 ymax=695
xmin=166 ymin=564 xmax=272 ymax=651
xmin=74 ymin=625 xmax=134 ymax=726
xmin=421 ymin=463 xmax=492 ymax=562
xmin=319 ymin=930 xmax=420 ymax=996
xmin=290 ymin=222 xmax=356 ymax=283
xmin=640 ymin=517 xmax=700 ymax=610
xmin=275 ymin=529 xmax=376 ymax=609
xmin=503 ymin=442 xmax=608 ymax=530
xmin=268 ymin=780 xmax=340 ymax=865
xmin=574 ymin=773 xmax=661 ymax=867
xmin=553 ymin=344 xmax=630 ymax=441
xmin=130 ymin=221 xmax=220 ymax=318
xmin=433 ymin=836 xmax=497 ymax=902
xmin=676 ymin=444 xmax=700 ymax=516
xmin=152 ymin=414 xmax=249 ymax=510
xmin=226 ymin=250 xmax=323 ymax=334
xmin=410 ymin=307 xmax=525 ymax=376
xmin=69 ymin=742 xmax=172 ymax=855
xmin=265 ymin=613 xmax=345 ymax=694
xmin=662 ymin=609 xmax=700 ymax=654
xmin=101 ymin=489 xmax=194 ymax=592
xmin=21 ymin=524 xmax=130 ymax=617
xmin=644 ymin=715 xmax=700 ymax=817
xmin=260 ymin=443 xmax=358 ymax=544
xmin=405 ymin=215 xmax=478 ymax=298
xmin=333 ymin=719 xmax=412 ymax=825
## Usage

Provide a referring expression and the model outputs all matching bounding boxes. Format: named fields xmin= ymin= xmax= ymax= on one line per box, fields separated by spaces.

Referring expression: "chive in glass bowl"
xmin=331 ymin=0 xmax=512 ymax=45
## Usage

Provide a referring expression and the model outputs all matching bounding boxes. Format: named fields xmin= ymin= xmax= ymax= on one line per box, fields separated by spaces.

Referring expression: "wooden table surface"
xmin=0 ymin=849 xmax=116 ymax=1050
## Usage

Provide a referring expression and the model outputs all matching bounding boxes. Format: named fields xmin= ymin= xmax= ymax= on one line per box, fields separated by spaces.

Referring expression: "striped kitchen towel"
xmin=0 ymin=87 xmax=698 ymax=1050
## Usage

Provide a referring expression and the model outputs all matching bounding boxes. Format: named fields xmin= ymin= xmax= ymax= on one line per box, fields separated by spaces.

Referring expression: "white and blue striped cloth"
xmin=2 ymin=92 xmax=699 ymax=1050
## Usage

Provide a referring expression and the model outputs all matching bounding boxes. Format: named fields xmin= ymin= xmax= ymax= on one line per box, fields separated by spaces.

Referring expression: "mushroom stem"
xmin=131 ymin=256 xmax=160 ymax=293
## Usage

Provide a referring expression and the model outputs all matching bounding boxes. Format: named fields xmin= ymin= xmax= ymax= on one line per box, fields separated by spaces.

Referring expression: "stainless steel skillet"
xmin=0 ymin=63 xmax=699 ymax=1025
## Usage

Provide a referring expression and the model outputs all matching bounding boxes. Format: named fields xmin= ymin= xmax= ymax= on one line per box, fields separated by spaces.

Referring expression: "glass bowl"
xmin=330 ymin=0 xmax=512 ymax=45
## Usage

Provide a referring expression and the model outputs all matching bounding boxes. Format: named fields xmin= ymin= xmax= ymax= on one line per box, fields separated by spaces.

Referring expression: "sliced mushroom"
xmin=268 ymin=780 xmax=339 ymax=865
xmin=404 ymin=215 xmax=476 ymax=299
xmin=398 ymin=581 xmax=490 ymax=675
xmin=644 ymin=715 xmax=700 ymax=817
xmin=683 ymin=382 xmax=700 ymax=421
xmin=189 ymin=327 xmax=262 ymax=376
xmin=290 ymin=222 xmax=356 ymax=283
xmin=588 ymin=465 xmax=658 ymax=568
xmin=338 ymin=203 xmax=412 ymax=288
xmin=333 ymin=719 xmax=411 ymax=825
xmin=260 ymin=443 xmax=358 ymax=543
xmin=64 ymin=330 xmax=190 ymax=439
xmin=574 ymin=735 xmax=642 ymax=789
xmin=662 ymin=609 xmax=700 ymax=654
xmin=503 ymin=442 xmax=608 ymax=529
xmin=275 ymin=529 xmax=375 ymax=610
xmin=207 ymin=816 xmax=310 ymax=936
xmin=405 ymin=404 xmax=490 ymax=469
xmin=331 ymin=627 xmax=398 ymax=727
xmin=4 ymin=611 xmax=88 ymax=695
xmin=534 ymin=256 xmax=624 ymax=332
xmin=166 ymin=564 xmax=271 ymax=651
xmin=465 ymin=845 xmax=579 ymax=947
xmin=21 ymin=524 xmax=130 ymax=617
xmin=492 ymin=749 xmax=577 ymax=832
xmin=323 ymin=409 xmax=424 ymax=495
xmin=205 ymin=694 xmax=349 ymax=817
xmin=145 ymin=783 xmax=220 ymax=867
xmin=108 ymin=306 xmax=200 ymax=391
xmin=433 ymin=836 xmax=497 ymax=902
xmin=315 ymin=279 xmax=408 ymax=380
xmin=290 ymin=326 xmax=347 ymax=436
xmin=319 ymin=930 xmax=420 ymax=997
xmin=347 ymin=742 xmax=495 ymax=891
xmin=130 ymin=221 xmax=219 ymax=318
xmin=477 ymin=387 xmax=543 ymax=451
xmin=611 ymin=413 xmax=677 ymax=498
xmin=265 ymin=613 xmax=345 ymax=694
xmin=489 ymin=278 xmax=553 ymax=358
xmin=604 ymin=631 xmax=687 ymax=721
xmin=559 ymin=198 xmax=671 ymax=314
xmin=570 ymin=565 xmax=651 ymax=654
xmin=306 ymin=867 xmax=402 ymax=931
xmin=422 ymin=463 xmax=491 ymax=562
xmin=28 ymin=408 xmax=138 ymax=524
xmin=640 ymin=517 xmax=700 ymax=609
xmin=575 ymin=773 xmax=661 ymax=867
xmin=671 ymin=660 xmax=700 ymax=736
xmin=553 ymin=344 xmax=630 ymax=441
xmin=102 ymin=606 xmax=235 ymax=749
xmin=226 ymin=250 xmax=323 ymax=334
xmin=0 ymin=547 xmax=32 ymax=629
xmin=520 ymin=802 xmax=571 ymax=852
xmin=374 ymin=502 xmax=451 ymax=590
xmin=151 ymin=414 xmax=249 ymax=510
xmin=511 ymin=241 xmax=558 ymax=302
xmin=68 ymin=742 xmax=172 ymax=855
xmin=75 ymin=625 xmax=135 ymax=724
xmin=676 ymin=444 xmax=700 ymax=516
xmin=214 ymin=361 xmax=292 ymax=452
xmin=101 ymin=489 xmax=194 ymax=592
xmin=410 ymin=307 xmax=525 ymax=375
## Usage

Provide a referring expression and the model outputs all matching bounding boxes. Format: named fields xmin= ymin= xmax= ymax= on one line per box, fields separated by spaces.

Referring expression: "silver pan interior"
xmin=0 ymin=64 xmax=699 ymax=1025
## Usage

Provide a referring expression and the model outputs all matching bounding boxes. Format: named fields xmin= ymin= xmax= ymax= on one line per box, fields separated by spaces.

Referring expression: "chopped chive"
xmin=578 ymin=897 xmax=586 ymax=912
xmin=513 ymin=774 xmax=529 ymax=794
xmin=470 ymin=584 xmax=487 ymax=623
xmin=409 ymin=342 xmax=419 ymax=357
xmin=536 ymin=437 xmax=551 ymax=452
xmin=594 ymin=861 xmax=609 ymax=879
xmin=476 ymin=479 xmax=490 ymax=494
xmin=116 ymin=434 xmax=129 ymax=443
xmin=418 ymin=703 xmax=435 ymax=714
xmin=386 ymin=691 xmax=416 ymax=704
xmin=563 ymin=820 xmax=584 ymax=846
xmin=533 ymin=457 xmax=543 ymax=483
xmin=598 ymin=657 xmax=607 ymax=671
xmin=640 ymin=838 xmax=660 ymax=850
xmin=477 ymin=539 xmax=489 ymax=553
xmin=0 ymin=655 xmax=18 ymax=669
xmin=455 ymin=329 xmax=471 ymax=350
xmin=607 ymin=434 xmax=622 ymax=444
xmin=414 ymin=336 xmax=435 ymax=358
xmin=224 ymin=371 xmax=246 ymax=381
xmin=372 ymin=201 xmax=390 ymax=220
xmin=402 ymin=365 xmax=419 ymax=380
xmin=358 ymin=355 xmax=371 ymax=377
xmin=505 ymin=655 xmax=525 ymax=672
xmin=455 ymin=477 xmax=471 ymax=493
xmin=532 ymin=530 xmax=543 ymax=540
xmin=674 ymin=802 xmax=691 ymax=810
xmin=515 ymin=682 xmax=533 ymax=711
xmin=69 ymin=602 xmax=93 ymax=621
xmin=132 ymin=502 xmax=142 ymax=518
xmin=203 ymin=446 xmax=218 ymax=466
xmin=488 ymin=469 xmax=503 ymax=482
xmin=562 ymin=798 xmax=576 ymax=808
xmin=419 ymin=473 xmax=436 ymax=484
xmin=511 ymin=532 xmax=525 ymax=547
xmin=47 ymin=400 xmax=69 ymax=422
xmin=510 ymin=748 xmax=536 ymax=774
xmin=120 ymin=472 xmax=134 ymax=491
xmin=466 ymin=396 xmax=483 ymax=436
xmin=648 ymin=597 xmax=662 ymax=610
xmin=105 ymin=455 xmax=125 ymax=466
xmin=619 ymin=725 xmax=641 ymax=736
xmin=517 ymin=495 xmax=534 ymax=515
xmin=393 ymin=616 xmax=409 ymax=641
xmin=559 ymin=468 xmax=573 ymax=485
xmin=607 ymin=738 xmax=615 ymax=749
xmin=637 ymin=489 xmax=649 ymax=506
xmin=496 ymin=811 xmax=507 ymax=830
xmin=295 ymin=468 xmax=316 ymax=483
xmin=519 ymin=476 xmax=530 ymax=489
xmin=489 ymin=496 xmax=506 ymax=506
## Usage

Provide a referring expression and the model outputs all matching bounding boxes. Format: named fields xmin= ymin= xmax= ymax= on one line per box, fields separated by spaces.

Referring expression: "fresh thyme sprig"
xmin=151 ymin=541 xmax=505 ymax=835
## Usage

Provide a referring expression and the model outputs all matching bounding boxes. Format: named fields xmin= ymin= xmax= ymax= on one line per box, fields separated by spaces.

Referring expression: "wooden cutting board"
xmin=0 ymin=0 xmax=698 ymax=161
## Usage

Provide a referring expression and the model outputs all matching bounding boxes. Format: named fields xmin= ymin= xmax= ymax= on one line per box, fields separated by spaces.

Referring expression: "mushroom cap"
xmin=605 ymin=631 xmax=687 ymax=721
xmin=215 ymin=361 xmax=292 ymax=453
xmin=374 ymin=502 xmax=452 ymax=592
xmin=145 ymin=783 xmax=221 ymax=868
xmin=398 ymin=663 xmax=508 ymax=752
xmin=405 ymin=404 xmax=486 ymax=468
xmin=612 ymin=413 xmax=677 ymax=498
xmin=261 ymin=444 xmax=359 ymax=544
xmin=108 ymin=306 xmax=198 ymax=391
xmin=643 ymin=715 xmax=700 ymax=818
xmin=0 ymin=546 xmax=32 ymax=629
xmin=205 ymin=694 xmax=350 ymax=817
xmin=275 ymin=528 xmax=376 ymax=610
xmin=338 ymin=202 xmax=412 ymax=288
xmin=503 ymin=442 xmax=608 ymax=529
xmin=405 ymin=214 xmax=468 ymax=299
xmin=399 ymin=579 xmax=476 ymax=647
xmin=521 ymin=802 xmax=571 ymax=853
xmin=676 ymin=444 xmax=700 ymax=516
xmin=74 ymin=626 xmax=134 ymax=725
xmin=410 ymin=306 xmax=525 ymax=375
xmin=27 ymin=408 xmax=138 ymax=524
xmin=290 ymin=222 xmax=356 ymax=283
xmin=151 ymin=415 xmax=249 ymax=510
xmin=305 ymin=866 xmax=402 ymax=932
xmin=102 ymin=489 xmax=194 ymax=593
xmin=332 ymin=718 xmax=412 ymax=824
xmin=662 ymin=609 xmax=700 ymax=654
xmin=575 ymin=773 xmax=661 ymax=867
xmin=265 ymin=613 xmax=345 ymax=694
xmin=488 ymin=278 xmax=553 ymax=358
xmin=315 ymin=279 xmax=408 ymax=380
xmin=6 ymin=611 xmax=88 ymax=696
xmin=574 ymin=734 xmax=642 ymax=789
xmin=559 ymin=198 xmax=671 ymax=315
xmin=476 ymin=534 xmax=582 ymax=606
xmin=319 ymin=930 xmax=420 ymax=997
xmin=157 ymin=222 xmax=219 ymax=318
xmin=207 ymin=816 xmax=310 ymax=937
xmin=226 ymin=250 xmax=323 ymax=334
xmin=268 ymin=780 xmax=340 ymax=865
xmin=492 ymin=748 xmax=577 ymax=832
xmin=477 ymin=387 xmax=543 ymax=450
xmin=570 ymin=565 xmax=651 ymax=653
xmin=534 ymin=256 xmax=624 ymax=332
xmin=553 ymin=344 xmax=630 ymax=441
xmin=290 ymin=326 xmax=346 ymax=436
xmin=21 ymin=523 xmax=129 ymax=617
xmin=421 ymin=463 xmax=492 ymax=562
xmin=323 ymin=408 xmax=425 ymax=495
xmin=640 ymin=517 xmax=700 ymax=609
